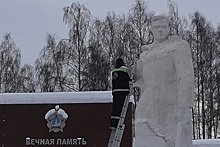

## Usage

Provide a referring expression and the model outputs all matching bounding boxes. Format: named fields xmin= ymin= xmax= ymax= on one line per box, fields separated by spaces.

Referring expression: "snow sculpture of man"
xmin=134 ymin=15 xmax=194 ymax=147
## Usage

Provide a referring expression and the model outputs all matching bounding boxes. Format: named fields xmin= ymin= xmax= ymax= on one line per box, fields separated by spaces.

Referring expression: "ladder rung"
xmin=111 ymin=116 xmax=120 ymax=119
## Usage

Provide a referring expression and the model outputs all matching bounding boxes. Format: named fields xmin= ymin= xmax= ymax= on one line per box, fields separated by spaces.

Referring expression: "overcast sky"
xmin=0 ymin=0 xmax=219 ymax=65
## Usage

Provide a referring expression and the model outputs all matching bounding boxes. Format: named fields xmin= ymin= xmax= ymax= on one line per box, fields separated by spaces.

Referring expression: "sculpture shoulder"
xmin=168 ymin=35 xmax=182 ymax=43
xmin=139 ymin=44 xmax=153 ymax=62
xmin=175 ymin=39 xmax=190 ymax=52
xmin=173 ymin=39 xmax=192 ymax=60
xmin=141 ymin=44 xmax=151 ymax=52
xmin=167 ymin=35 xmax=190 ymax=51
xmin=139 ymin=35 xmax=190 ymax=57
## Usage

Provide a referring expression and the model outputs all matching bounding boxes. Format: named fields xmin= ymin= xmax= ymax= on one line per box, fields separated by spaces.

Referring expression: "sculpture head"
xmin=151 ymin=15 xmax=170 ymax=44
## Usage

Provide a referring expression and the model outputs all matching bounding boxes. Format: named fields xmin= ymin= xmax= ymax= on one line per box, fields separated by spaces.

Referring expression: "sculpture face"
xmin=151 ymin=19 xmax=170 ymax=43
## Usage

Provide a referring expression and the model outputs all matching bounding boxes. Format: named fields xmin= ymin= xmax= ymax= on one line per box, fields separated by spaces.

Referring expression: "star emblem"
xmin=45 ymin=105 xmax=68 ymax=133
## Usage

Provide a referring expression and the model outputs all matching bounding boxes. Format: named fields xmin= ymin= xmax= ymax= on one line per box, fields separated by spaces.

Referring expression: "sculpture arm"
xmin=174 ymin=41 xmax=194 ymax=121
xmin=133 ymin=45 xmax=150 ymax=90
xmin=174 ymin=41 xmax=194 ymax=147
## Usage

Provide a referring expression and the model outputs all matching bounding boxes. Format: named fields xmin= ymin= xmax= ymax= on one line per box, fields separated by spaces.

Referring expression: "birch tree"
xmin=63 ymin=2 xmax=91 ymax=91
xmin=0 ymin=33 xmax=21 ymax=93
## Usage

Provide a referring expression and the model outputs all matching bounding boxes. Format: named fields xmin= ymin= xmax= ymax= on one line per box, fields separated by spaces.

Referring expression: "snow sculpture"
xmin=134 ymin=15 xmax=194 ymax=147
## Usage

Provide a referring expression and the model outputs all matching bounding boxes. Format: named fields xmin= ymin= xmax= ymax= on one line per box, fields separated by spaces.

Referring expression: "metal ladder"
xmin=107 ymin=93 xmax=131 ymax=147
xmin=108 ymin=70 xmax=134 ymax=147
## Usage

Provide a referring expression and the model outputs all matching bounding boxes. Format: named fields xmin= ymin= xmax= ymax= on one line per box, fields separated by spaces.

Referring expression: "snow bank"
xmin=132 ymin=138 xmax=220 ymax=147
xmin=193 ymin=139 xmax=220 ymax=147
xmin=0 ymin=91 xmax=134 ymax=104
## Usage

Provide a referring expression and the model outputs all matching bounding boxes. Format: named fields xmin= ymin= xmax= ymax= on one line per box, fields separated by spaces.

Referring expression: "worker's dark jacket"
xmin=112 ymin=66 xmax=131 ymax=93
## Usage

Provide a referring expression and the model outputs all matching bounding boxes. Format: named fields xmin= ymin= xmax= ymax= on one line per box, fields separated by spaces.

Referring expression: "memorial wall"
xmin=0 ymin=91 xmax=133 ymax=147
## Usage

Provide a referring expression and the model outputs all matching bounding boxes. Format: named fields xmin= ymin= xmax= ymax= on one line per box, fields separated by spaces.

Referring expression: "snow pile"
xmin=193 ymin=139 xmax=220 ymax=147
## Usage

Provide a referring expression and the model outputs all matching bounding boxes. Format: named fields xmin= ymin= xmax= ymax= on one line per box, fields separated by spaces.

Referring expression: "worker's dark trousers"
xmin=110 ymin=91 xmax=128 ymax=128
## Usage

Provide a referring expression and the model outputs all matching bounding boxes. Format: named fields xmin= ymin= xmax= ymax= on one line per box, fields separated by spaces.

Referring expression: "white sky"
xmin=0 ymin=0 xmax=220 ymax=65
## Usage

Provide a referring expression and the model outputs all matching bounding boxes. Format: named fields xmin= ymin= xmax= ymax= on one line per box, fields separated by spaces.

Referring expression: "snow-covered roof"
xmin=0 ymin=91 xmax=134 ymax=104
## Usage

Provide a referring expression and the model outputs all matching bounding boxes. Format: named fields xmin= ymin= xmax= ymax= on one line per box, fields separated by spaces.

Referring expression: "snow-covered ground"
xmin=132 ymin=138 xmax=220 ymax=147
xmin=193 ymin=139 xmax=220 ymax=147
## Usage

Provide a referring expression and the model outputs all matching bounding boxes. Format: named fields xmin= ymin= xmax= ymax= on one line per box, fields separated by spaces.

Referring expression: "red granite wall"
xmin=0 ymin=103 xmax=133 ymax=147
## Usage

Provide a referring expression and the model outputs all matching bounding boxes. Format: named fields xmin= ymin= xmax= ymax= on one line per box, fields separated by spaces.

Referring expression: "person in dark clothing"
xmin=110 ymin=58 xmax=131 ymax=129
